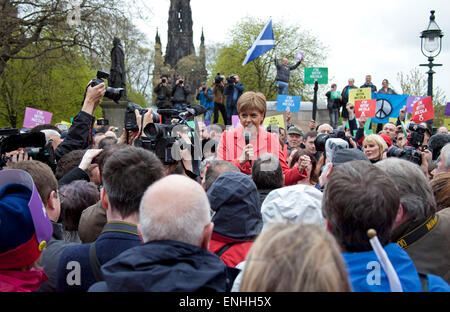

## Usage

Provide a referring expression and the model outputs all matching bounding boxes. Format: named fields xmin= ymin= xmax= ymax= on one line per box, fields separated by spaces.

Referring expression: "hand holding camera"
xmin=79 ymin=149 xmax=103 ymax=172
xmin=82 ymin=82 xmax=106 ymax=115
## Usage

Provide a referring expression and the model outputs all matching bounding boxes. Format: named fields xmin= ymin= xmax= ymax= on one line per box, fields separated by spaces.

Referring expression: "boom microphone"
xmin=180 ymin=105 xmax=207 ymax=118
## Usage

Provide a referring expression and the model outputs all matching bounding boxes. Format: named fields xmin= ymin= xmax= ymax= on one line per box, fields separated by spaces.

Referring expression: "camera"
xmin=0 ymin=129 xmax=56 ymax=170
xmin=226 ymin=75 xmax=236 ymax=84
xmin=214 ymin=73 xmax=223 ymax=85
xmin=177 ymin=79 xmax=184 ymax=85
xmin=387 ymin=145 xmax=422 ymax=166
xmin=135 ymin=105 xmax=206 ymax=165
xmin=124 ymin=103 xmax=160 ymax=132
xmin=314 ymin=129 xmax=352 ymax=152
xmin=89 ymin=71 xmax=124 ymax=103
xmin=408 ymin=122 xmax=427 ymax=148
xmin=96 ymin=119 xmax=109 ymax=126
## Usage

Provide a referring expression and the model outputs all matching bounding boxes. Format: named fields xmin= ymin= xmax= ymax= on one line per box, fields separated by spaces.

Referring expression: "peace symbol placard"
xmin=375 ymin=99 xmax=393 ymax=120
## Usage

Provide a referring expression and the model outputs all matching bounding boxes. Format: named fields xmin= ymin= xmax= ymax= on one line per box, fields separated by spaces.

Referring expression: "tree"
xmin=0 ymin=45 xmax=97 ymax=128
xmin=397 ymin=67 xmax=447 ymax=126
xmin=0 ymin=0 xmax=129 ymax=77
xmin=210 ymin=17 xmax=328 ymax=101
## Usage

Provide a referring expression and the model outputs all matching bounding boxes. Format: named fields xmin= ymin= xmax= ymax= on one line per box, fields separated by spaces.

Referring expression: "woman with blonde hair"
xmin=363 ymin=134 xmax=388 ymax=163
xmin=240 ymin=223 xmax=351 ymax=292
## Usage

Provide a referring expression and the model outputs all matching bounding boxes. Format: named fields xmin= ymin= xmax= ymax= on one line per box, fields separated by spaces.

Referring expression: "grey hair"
xmin=139 ymin=176 xmax=211 ymax=246
xmin=374 ymin=158 xmax=436 ymax=221
xmin=41 ymin=129 xmax=61 ymax=139
xmin=441 ymin=143 xmax=450 ymax=169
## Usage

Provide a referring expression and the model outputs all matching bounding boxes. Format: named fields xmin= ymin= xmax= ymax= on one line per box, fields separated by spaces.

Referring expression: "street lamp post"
xmin=419 ymin=10 xmax=443 ymax=125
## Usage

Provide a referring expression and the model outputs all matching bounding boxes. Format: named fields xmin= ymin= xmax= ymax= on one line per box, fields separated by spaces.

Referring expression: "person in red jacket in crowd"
xmin=217 ymin=91 xmax=309 ymax=185
xmin=207 ymin=171 xmax=262 ymax=267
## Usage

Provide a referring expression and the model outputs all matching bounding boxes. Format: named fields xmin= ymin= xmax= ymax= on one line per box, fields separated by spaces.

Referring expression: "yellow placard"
xmin=60 ymin=121 xmax=71 ymax=126
xmin=349 ymin=87 xmax=372 ymax=104
xmin=389 ymin=118 xmax=397 ymax=124
xmin=263 ymin=114 xmax=286 ymax=130
xmin=444 ymin=118 xmax=450 ymax=130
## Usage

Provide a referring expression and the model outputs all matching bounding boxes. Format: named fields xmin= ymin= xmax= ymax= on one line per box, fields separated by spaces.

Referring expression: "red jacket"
xmin=0 ymin=269 xmax=48 ymax=292
xmin=208 ymin=232 xmax=253 ymax=268
xmin=217 ymin=126 xmax=307 ymax=185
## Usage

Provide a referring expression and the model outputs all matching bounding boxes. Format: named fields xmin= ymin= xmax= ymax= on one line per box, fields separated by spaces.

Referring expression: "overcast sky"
xmin=140 ymin=0 xmax=449 ymax=102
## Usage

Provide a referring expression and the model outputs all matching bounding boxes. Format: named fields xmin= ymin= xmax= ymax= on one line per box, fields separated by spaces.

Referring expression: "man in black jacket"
xmin=153 ymin=75 xmax=172 ymax=109
xmin=171 ymin=76 xmax=191 ymax=110
xmin=274 ymin=54 xmax=303 ymax=95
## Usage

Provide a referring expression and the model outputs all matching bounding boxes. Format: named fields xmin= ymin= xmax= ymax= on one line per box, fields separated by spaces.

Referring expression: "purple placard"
xmin=23 ymin=107 xmax=53 ymax=129
xmin=232 ymin=115 xmax=241 ymax=128
xmin=295 ymin=52 xmax=304 ymax=61
xmin=406 ymin=96 xmax=426 ymax=113
xmin=445 ymin=102 xmax=450 ymax=116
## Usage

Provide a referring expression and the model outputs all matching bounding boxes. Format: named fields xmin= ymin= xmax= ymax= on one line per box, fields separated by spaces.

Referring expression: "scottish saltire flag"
xmin=371 ymin=93 xmax=409 ymax=124
xmin=242 ymin=18 xmax=275 ymax=66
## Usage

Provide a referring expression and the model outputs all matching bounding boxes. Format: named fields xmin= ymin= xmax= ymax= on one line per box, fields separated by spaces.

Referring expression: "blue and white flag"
xmin=372 ymin=93 xmax=409 ymax=124
xmin=242 ymin=18 xmax=275 ymax=66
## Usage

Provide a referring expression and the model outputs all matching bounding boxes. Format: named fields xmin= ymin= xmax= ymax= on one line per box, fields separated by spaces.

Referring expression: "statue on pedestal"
xmin=108 ymin=37 xmax=127 ymax=99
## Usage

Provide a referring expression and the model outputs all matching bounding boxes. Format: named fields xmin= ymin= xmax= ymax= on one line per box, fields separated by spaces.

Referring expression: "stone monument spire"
xmin=164 ymin=0 xmax=195 ymax=68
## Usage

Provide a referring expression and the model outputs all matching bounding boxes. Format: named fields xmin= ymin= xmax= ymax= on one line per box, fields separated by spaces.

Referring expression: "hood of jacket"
xmin=0 ymin=269 xmax=48 ymax=292
xmin=207 ymin=171 xmax=262 ymax=240
xmin=93 ymin=240 xmax=229 ymax=292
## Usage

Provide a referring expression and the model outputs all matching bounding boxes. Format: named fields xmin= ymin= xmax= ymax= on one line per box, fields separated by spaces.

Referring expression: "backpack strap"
xmin=89 ymin=241 xmax=104 ymax=282
xmin=215 ymin=241 xmax=241 ymax=257
xmin=418 ymin=273 xmax=429 ymax=292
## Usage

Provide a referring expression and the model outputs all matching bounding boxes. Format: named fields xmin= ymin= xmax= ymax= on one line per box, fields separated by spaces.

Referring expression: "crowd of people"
xmin=1 ymin=68 xmax=450 ymax=293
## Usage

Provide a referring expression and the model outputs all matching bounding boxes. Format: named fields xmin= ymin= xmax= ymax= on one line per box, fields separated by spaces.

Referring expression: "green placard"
xmin=305 ymin=67 xmax=328 ymax=84
xmin=331 ymin=91 xmax=341 ymax=99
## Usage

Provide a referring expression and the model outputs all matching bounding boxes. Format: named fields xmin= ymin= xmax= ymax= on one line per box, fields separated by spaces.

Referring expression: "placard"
xmin=355 ymin=99 xmax=376 ymax=118
xmin=276 ymin=95 xmax=301 ymax=113
xmin=304 ymin=67 xmax=328 ymax=84
xmin=23 ymin=107 xmax=53 ymax=129
xmin=263 ymin=114 xmax=286 ymax=130
xmin=411 ymin=96 xmax=434 ymax=123
xmin=349 ymin=88 xmax=371 ymax=105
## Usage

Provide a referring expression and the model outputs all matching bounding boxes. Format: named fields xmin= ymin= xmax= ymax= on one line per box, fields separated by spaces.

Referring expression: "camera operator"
xmin=196 ymin=83 xmax=214 ymax=122
xmin=224 ymin=74 xmax=245 ymax=126
xmin=171 ymin=76 xmax=191 ymax=110
xmin=154 ymin=75 xmax=172 ymax=109
xmin=212 ymin=74 xmax=227 ymax=124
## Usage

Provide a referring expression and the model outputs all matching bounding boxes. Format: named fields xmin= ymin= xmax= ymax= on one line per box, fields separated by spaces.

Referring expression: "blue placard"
xmin=276 ymin=95 xmax=301 ymax=113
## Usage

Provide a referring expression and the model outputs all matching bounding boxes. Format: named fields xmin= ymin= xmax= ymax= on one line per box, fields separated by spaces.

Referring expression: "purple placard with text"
xmin=445 ymin=102 xmax=450 ymax=116
xmin=406 ymin=96 xmax=426 ymax=114
xmin=23 ymin=107 xmax=53 ymax=128
xmin=295 ymin=52 xmax=304 ymax=61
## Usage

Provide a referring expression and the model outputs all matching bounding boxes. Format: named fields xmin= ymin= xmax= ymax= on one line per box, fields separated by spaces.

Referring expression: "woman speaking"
xmin=217 ymin=92 xmax=309 ymax=185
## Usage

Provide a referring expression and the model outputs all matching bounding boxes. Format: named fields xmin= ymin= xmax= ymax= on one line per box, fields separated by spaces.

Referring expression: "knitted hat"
xmin=380 ymin=134 xmax=393 ymax=147
xmin=0 ymin=169 xmax=53 ymax=270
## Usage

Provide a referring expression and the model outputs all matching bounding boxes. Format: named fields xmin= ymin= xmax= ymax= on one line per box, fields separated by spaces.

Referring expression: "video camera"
xmin=408 ymin=122 xmax=428 ymax=148
xmin=314 ymin=129 xmax=352 ymax=152
xmin=124 ymin=102 xmax=161 ymax=132
xmin=88 ymin=70 xmax=125 ymax=103
xmin=0 ymin=128 xmax=56 ymax=170
xmin=387 ymin=145 xmax=422 ymax=166
xmin=136 ymin=105 xmax=206 ymax=165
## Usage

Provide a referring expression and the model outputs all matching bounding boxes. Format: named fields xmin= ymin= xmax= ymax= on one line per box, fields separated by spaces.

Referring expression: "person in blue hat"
xmin=0 ymin=169 xmax=53 ymax=292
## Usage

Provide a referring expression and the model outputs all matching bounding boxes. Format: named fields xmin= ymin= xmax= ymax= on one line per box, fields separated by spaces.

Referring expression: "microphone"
xmin=244 ymin=131 xmax=250 ymax=145
xmin=179 ymin=105 xmax=207 ymax=118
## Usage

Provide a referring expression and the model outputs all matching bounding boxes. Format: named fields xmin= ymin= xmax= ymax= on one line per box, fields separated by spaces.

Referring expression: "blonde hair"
xmin=363 ymin=134 xmax=388 ymax=158
xmin=237 ymin=91 xmax=267 ymax=119
xmin=240 ymin=223 xmax=351 ymax=292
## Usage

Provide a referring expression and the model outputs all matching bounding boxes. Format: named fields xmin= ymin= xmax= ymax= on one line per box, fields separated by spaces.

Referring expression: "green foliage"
xmin=210 ymin=17 xmax=328 ymax=101
xmin=0 ymin=46 xmax=95 ymax=128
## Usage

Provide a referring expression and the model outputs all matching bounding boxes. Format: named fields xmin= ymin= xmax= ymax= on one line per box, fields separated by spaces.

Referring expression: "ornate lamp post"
xmin=419 ymin=10 xmax=443 ymax=99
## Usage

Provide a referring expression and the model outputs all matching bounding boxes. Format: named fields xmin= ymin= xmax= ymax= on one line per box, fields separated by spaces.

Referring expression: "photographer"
xmin=171 ymin=76 xmax=191 ymax=110
xmin=224 ymin=74 xmax=245 ymax=126
xmin=154 ymin=75 xmax=172 ymax=109
xmin=213 ymin=74 xmax=227 ymax=124
xmin=196 ymin=83 xmax=214 ymax=122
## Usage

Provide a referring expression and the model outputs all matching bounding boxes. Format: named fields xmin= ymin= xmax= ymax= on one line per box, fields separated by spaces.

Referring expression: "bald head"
xmin=318 ymin=123 xmax=333 ymax=134
xmin=139 ymin=175 xmax=212 ymax=247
